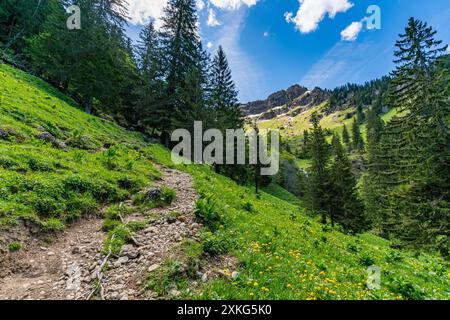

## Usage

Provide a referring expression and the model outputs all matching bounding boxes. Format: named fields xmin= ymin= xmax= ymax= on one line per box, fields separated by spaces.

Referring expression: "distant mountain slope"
xmin=241 ymin=85 xmax=330 ymax=120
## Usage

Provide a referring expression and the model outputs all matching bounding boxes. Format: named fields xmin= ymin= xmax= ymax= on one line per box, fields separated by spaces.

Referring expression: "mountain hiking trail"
xmin=0 ymin=168 xmax=200 ymax=300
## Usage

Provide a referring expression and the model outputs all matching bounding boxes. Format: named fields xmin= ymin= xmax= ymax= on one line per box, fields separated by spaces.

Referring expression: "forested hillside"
xmin=0 ymin=65 xmax=449 ymax=300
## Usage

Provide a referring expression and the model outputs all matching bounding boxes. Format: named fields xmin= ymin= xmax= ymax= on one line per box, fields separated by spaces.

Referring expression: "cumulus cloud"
xmin=285 ymin=0 xmax=354 ymax=33
xmin=207 ymin=8 xmax=221 ymax=27
xmin=209 ymin=0 xmax=259 ymax=10
xmin=197 ymin=0 xmax=206 ymax=11
xmin=126 ymin=0 xmax=258 ymax=27
xmin=127 ymin=0 xmax=168 ymax=28
xmin=340 ymin=21 xmax=363 ymax=41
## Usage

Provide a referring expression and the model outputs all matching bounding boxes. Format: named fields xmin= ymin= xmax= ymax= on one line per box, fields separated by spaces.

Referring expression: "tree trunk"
xmin=84 ymin=97 xmax=93 ymax=114
xmin=321 ymin=213 xmax=327 ymax=225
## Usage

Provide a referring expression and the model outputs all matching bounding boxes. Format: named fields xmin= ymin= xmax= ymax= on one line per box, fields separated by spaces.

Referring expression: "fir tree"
xmin=351 ymin=118 xmax=364 ymax=151
xmin=342 ymin=124 xmax=350 ymax=146
xmin=306 ymin=112 xmax=330 ymax=224
xmin=159 ymin=0 xmax=206 ymax=145
xmin=209 ymin=45 xmax=242 ymax=131
xmin=375 ymin=18 xmax=449 ymax=251
xmin=329 ymin=134 xmax=367 ymax=233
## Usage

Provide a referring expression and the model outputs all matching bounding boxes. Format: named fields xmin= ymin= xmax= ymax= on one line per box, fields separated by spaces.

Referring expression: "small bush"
xmin=202 ymin=232 xmax=231 ymax=256
xmin=8 ymin=241 xmax=22 ymax=252
xmin=359 ymin=253 xmax=376 ymax=267
xmin=27 ymin=157 xmax=53 ymax=172
xmin=42 ymin=218 xmax=65 ymax=232
xmin=390 ymin=277 xmax=426 ymax=300
xmin=385 ymin=250 xmax=404 ymax=263
xmin=104 ymin=225 xmax=131 ymax=254
xmin=242 ymin=201 xmax=255 ymax=213
xmin=195 ymin=195 xmax=223 ymax=231
xmin=117 ymin=176 xmax=142 ymax=192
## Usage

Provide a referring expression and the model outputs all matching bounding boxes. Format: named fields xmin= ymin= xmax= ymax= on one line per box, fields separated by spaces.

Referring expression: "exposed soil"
xmin=0 ymin=168 xmax=200 ymax=300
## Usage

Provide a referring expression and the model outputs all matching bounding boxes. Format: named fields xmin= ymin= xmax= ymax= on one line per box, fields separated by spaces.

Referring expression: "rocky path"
xmin=0 ymin=168 xmax=199 ymax=300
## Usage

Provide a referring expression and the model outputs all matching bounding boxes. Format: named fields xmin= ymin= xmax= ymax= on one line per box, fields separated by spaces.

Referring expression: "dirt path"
xmin=0 ymin=168 xmax=199 ymax=300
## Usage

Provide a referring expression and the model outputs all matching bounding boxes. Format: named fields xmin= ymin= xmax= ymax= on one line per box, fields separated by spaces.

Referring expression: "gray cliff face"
xmin=241 ymin=85 xmax=330 ymax=120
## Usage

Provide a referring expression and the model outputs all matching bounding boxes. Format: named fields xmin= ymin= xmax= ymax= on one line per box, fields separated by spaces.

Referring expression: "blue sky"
xmin=125 ymin=0 xmax=450 ymax=102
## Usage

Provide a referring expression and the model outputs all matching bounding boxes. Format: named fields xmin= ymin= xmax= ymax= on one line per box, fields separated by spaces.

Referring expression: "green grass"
xmin=0 ymin=64 xmax=160 ymax=230
xmin=1 ymin=63 xmax=449 ymax=300
xmin=146 ymin=144 xmax=450 ymax=300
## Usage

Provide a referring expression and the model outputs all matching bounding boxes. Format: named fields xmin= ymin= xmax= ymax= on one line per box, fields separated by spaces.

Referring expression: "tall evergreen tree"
xmin=306 ymin=112 xmax=331 ymax=224
xmin=133 ymin=21 xmax=165 ymax=132
xmin=209 ymin=45 xmax=242 ymax=131
xmin=342 ymin=124 xmax=350 ymax=146
xmin=28 ymin=0 xmax=135 ymax=115
xmin=375 ymin=18 xmax=449 ymax=251
xmin=329 ymin=134 xmax=367 ymax=233
xmin=159 ymin=0 xmax=206 ymax=145
xmin=351 ymin=118 xmax=364 ymax=151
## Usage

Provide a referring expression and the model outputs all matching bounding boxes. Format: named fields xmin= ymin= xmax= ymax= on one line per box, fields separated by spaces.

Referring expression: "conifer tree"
xmin=342 ymin=124 xmax=350 ymax=146
xmin=159 ymin=0 xmax=206 ymax=145
xmin=133 ymin=21 xmax=165 ymax=132
xmin=375 ymin=18 xmax=449 ymax=251
xmin=351 ymin=118 xmax=364 ymax=151
xmin=306 ymin=112 xmax=330 ymax=224
xmin=209 ymin=45 xmax=242 ymax=131
xmin=329 ymin=134 xmax=367 ymax=233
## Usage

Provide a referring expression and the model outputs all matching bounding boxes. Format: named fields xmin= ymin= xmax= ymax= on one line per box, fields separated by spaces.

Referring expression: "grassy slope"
xmin=148 ymin=145 xmax=449 ymax=300
xmin=257 ymin=102 xmax=398 ymax=140
xmin=0 ymin=64 xmax=160 ymax=230
xmin=1 ymin=64 xmax=448 ymax=299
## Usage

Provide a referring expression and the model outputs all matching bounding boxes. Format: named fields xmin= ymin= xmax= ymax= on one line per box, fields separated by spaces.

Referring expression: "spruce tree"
xmin=329 ymin=134 xmax=367 ymax=233
xmin=342 ymin=124 xmax=350 ymax=146
xmin=133 ymin=21 xmax=165 ymax=132
xmin=306 ymin=112 xmax=330 ymax=224
xmin=375 ymin=18 xmax=449 ymax=251
xmin=351 ymin=118 xmax=364 ymax=151
xmin=159 ymin=0 xmax=206 ymax=145
xmin=209 ymin=45 xmax=242 ymax=131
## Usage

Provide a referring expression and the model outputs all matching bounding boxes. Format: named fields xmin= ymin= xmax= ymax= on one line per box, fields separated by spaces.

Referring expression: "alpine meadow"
xmin=0 ymin=0 xmax=449 ymax=306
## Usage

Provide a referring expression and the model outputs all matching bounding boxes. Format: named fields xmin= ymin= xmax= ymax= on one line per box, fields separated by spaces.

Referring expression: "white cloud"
xmin=127 ymin=0 xmax=168 ymax=28
xmin=263 ymin=31 xmax=269 ymax=37
xmin=340 ymin=21 xmax=363 ymax=41
xmin=126 ymin=0 xmax=257 ymax=28
xmin=207 ymin=8 xmax=221 ymax=27
xmin=197 ymin=0 xmax=206 ymax=11
xmin=207 ymin=41 xmax=214 ymax=49
xmin=285 ymin=0 xmax=354 ymax=33
xmin=209 ymin=0 xmax=259 ymax=10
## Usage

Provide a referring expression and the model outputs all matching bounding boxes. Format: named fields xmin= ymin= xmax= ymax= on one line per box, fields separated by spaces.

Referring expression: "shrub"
xmin=389 ymin=277 xmax=426 ymax=300
xmin=27 ymin=157 xmax=53 ymax=172
xmin=195 ymin=195 xmax=223 ymax=231
xmin=117 ymin=176 xmax=142 ymax=193
xmin=359 ymin=253 xmax=376 ymax=267
xmin=385 ymin=250 xmax=404 ymax=263
xmin=242 ymin=201 xmax=255 ymax=213
xmin=161 ymin=187 xmax=176 ymax=205
xmin=202 ymin=232 xmax=231 ymax=256
xmin=42 ymin=218 xmax=65 ymax=232
xmin=32 ymin=196 xmax=66 ymax=216
xmin=8 ymin=241 xmax=22 ymax=252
